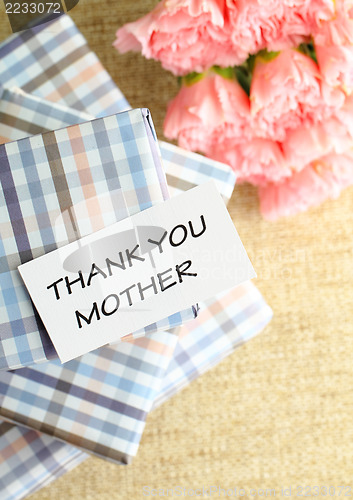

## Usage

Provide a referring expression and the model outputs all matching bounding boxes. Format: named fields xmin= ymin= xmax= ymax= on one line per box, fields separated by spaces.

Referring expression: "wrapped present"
xmin=0 ymin=85 xmax=91 ymax=143
xmin=0 ymin=102 xmax=197 ymax=370
xmin=155 ymin=281 xmax=273 ymax=406
xmin=0 ymin=14 xmax=272 ymax=490
xmin=0 ymin=98 xmax=180 ymax=464
xmin=0 ymin=332 xmax=178 ymax=464
xmin=0 ymin=90 xmax=271 ymax=473
xmin=0 ymin=16 xmax=130 ymax=117
xmin=0 ymin=423 xmax=86 ymax=500
xmin=0 ymin=276 xmax=272 ymax=499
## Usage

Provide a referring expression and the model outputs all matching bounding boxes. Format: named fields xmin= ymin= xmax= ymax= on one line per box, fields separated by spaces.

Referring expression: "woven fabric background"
xmin=1 ymin=1 xmax=353 ymax=498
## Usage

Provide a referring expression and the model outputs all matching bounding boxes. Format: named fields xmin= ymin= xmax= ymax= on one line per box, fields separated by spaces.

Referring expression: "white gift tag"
xmin=18 ymin=181 xmax=256 ymax=363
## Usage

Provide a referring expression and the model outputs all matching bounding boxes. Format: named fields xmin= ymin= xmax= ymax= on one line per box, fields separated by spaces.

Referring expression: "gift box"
xmin=0 ymin=92 xmax=271 ymax=471
xmin=0 ymin=271 xmax=272 ymax=500
xmin=0 ymin=275 xmax=272 ymax=500
xmin=0 ymin=423 xmax=86 ymax=500
xmin=0 ymin=85 xmax=91 ymax=143
xmin=0 ymin=16 xmax=130 ymax=117
xmin=0 ymin=14 xmax=272 ymax=496
xmin=0 ymin=332 xmax=179 ymax=464
xmin=0 ymin=102 xmax=197 ymax=370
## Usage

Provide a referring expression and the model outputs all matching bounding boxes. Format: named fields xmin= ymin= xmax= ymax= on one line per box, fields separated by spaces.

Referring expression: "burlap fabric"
xmin=1 ymin=1 xmax=353 ymax=498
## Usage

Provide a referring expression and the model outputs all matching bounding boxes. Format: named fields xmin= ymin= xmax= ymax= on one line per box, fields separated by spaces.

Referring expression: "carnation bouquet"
xmin=114 ymin=0 xmax=353 ymax=220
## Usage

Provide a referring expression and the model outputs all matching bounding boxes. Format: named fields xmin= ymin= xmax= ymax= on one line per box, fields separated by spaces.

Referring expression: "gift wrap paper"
xmin=0 ymin=13 xmax=272 ymax=498
xmin=0 ymin=332 xmax=179 ymax=464
xmin=0 ymin=15 xmax=130 ymax=117
xmin=0 ymin=423 xmax=86 ymax=500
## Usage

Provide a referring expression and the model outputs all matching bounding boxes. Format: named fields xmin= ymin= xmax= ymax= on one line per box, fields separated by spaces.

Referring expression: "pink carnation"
xmin=228 ymin=0 xmax=334 ymax=56
xmin=250 ymin=49 xmax=329 ymax=141
xmin=211 ymin=138 xmax=292 ymax=185
xmin=280 ymin=0 xmax=335 ymax=32
xmin=114 ymin=0 xmax=353 ymax=220
xmin=335 ymin=93 xmax=353 ymax=136
xmin=282 ymin=117 xmax=353 ymax=171
xmin=113 ymin=0 xmax=241 ymax=76
xmin=114 ymin=0 xmax=334 ymax=76
xmin=259 ymin=150 xmax=353 ymax=220
xmin=227 ymin=0 xmax=285 ymax=57
xmin=315 ymin=45 xmax=353 ymax=91
xmin=314 ymin=0 xmax=353 ymax=46
xmin=314 ymin=0 xmax=353 ymax=91
xmin=163 ymin=72 xmax=251 ymax=155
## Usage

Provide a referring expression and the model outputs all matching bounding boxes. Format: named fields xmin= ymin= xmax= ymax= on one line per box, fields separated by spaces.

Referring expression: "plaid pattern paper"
xmin=0 ymin=85 xmax=92 ymax=143
xmin=0 ymin=105 xmax=196 ymax=370
xmin=0 ymin=16 xmax=130 ymax=117
xmin=154 ymin=282 xmax=273 ymax=407
xmin=0 ymin=422 xmax=86 ymax=500
xmin=0 ymin=332 xmax=178 ymax=464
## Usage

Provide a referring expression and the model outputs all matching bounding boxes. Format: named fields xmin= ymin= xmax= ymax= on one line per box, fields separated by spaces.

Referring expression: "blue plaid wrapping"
xmin=0 ymin=422 xmax=86 ymax=500
xmin=0 ymin=15 xmax=130 ymax=117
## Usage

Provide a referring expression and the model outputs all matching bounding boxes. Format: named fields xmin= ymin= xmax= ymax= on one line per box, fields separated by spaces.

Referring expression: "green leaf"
xmin=182 ymin=71 xmax=206 ymax=86
xmin=232 ymin=54 xmax=258 ymax=96
xmin=257 ymin=49 xmax=280 ymax=62
xmin=298 ymin=41 xmax=318 ymax=64
xmin=212 ymin=66 xmax=235 ymax=80
xmin=234 ymin=66 xmax=252 ymax=96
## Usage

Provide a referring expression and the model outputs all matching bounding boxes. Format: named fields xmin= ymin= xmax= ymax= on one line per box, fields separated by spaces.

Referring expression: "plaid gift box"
xmin=0 ymin=89 xmax=271 ymax=472
xmin=0 ymin=85 xmax=91 ymax=143
xmin=0 ymin=331 xmax=178 ymax=464
xmin=0 ymin=16 xmax=130 ymax=117
xmin=0 ymin=16 xmax=272 ymax=495
xmin=0 ymin=269 xmax=273 ymax=500
xmin=0 ymin=103 xmax=197 ymax=370
xmin=0 ymin=422 xmax=86 ymax=500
